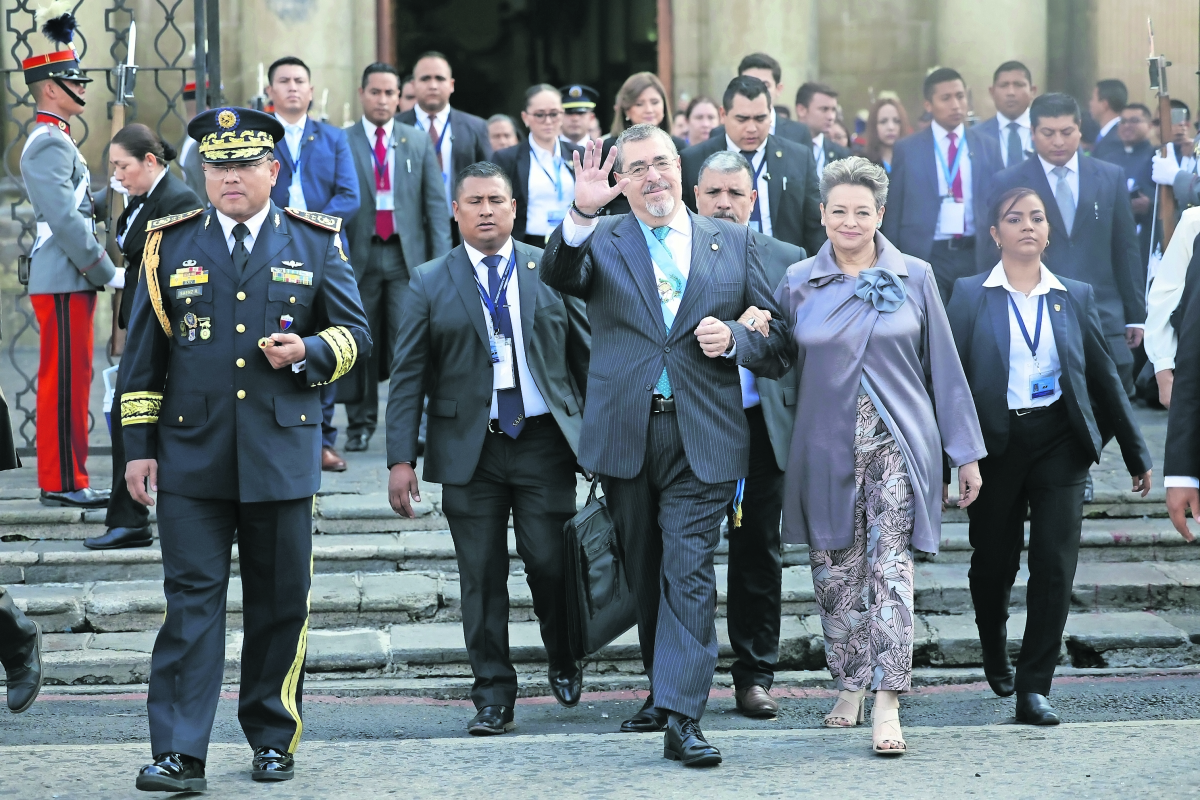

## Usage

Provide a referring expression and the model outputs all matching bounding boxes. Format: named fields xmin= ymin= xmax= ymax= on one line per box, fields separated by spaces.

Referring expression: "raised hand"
xmin=571 ymin=140 xmax=630 ymax=218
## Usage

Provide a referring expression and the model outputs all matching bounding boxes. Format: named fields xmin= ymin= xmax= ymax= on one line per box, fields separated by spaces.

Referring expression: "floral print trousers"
xmin=809 ymin=393 xmax=916 ymax=692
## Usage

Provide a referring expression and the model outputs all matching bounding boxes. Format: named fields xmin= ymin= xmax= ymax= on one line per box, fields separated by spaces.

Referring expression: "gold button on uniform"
xmin=236 ymin=358 xmax=245 ymax=368
xmin=185 ymin=298 xmax=192 ymax=305
xmin=237 ymin=291 xmax=246 ymax=301
xmin=289 ymin=296 xmax=296 ymax=304
xmin=300 ymin=415 xmax=307 ymax=422
xmin=236 ymin=324 xmax=246 ymax=333
xmin=237 ymin=389 xmax=246 ymax=399
xmin=178 ymin=416 xmax=184 ymax=422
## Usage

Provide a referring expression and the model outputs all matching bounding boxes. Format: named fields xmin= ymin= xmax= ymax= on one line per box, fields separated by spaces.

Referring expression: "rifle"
xmin=1148 ymin=17 xmax=1177 ymax=249
xmin=106 ymin=20 xmax=137 ymax=356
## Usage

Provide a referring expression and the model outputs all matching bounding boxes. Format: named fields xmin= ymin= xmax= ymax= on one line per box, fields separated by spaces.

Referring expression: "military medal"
xmin=280 ymin=314 xmax=293 ymax=331
xmin=182 ymin=311 xmax=198 ymax=341
xmin=199 ymin=318 xmax=211 ymax=340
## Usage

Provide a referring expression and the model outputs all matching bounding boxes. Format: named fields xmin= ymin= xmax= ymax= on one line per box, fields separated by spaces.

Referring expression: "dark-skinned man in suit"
xmin=387 ymin=162 xmax=590 ymax=738
xmin=682 ymin=76 xmax=825 ymax=257
xmin=693 ymin=149 xmax=804 ymax=720
xmin=541 ymin=126 xmax=795 ymax=767
xmin=706 ymin=52 xmax=812 ymax=147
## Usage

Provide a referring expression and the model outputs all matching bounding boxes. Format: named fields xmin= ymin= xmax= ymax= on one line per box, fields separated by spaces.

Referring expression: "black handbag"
xmin=563 ymin=476 xmax=637 ymax=660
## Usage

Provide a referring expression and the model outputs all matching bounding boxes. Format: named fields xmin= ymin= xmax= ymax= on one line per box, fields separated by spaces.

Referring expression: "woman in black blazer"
xmin=945 ymin=187 xmax=1152 ymax=726
xmin=84 ymin=124 xmax=202 ymax=552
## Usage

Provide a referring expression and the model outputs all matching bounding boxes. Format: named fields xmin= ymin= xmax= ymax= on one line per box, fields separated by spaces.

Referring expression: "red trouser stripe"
xmin=31 ymin=293 xmax=95 ymax=492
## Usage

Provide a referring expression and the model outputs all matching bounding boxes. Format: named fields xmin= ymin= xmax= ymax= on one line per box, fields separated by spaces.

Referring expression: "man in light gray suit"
xmin=342 ymin=62 xmax=452 ymax=451
xmin=541 ymin=126 xmax=795 ymax=767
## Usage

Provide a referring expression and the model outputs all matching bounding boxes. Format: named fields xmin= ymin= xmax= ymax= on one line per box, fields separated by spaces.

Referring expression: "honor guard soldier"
xmin=120 ymin=107 xmax=371 ymax=793
xmin=20 ymin=6 xmax=118 ymax=509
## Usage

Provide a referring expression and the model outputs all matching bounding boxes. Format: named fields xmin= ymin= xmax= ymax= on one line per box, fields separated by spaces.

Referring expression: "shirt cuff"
xmin=561 ymin=212 xmax=596 ymax=247
xmin=724 ymin=341 xmax=737 ymax=358
xmin=1164 ymin=476 xmax=1200 ymax=488
xmin=291 ymin=359 xmax=306 ymax=373
xmin=1126 ymin=323 xmax=1145 ymax=329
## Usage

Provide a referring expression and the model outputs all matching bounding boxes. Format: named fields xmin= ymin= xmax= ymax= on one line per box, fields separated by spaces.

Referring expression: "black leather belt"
xmin=1011 ymin=400 xmax=1062 ymax=417
xmin=487 ymin=414 xmax=550 ymax=434
xmin=650 ymin=395 xmax=675 ymax=413
xmin=933 ymin=236 xmax=976 ymax=251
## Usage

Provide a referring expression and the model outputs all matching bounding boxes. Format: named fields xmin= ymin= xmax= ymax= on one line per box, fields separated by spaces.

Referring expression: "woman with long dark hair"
xmin=862 ymin=97 xmax=911 ymax=173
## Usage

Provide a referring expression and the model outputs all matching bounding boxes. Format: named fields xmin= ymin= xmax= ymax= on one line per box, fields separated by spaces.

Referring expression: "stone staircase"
xmin=3 ymin=477 xmax=1199 ymax=695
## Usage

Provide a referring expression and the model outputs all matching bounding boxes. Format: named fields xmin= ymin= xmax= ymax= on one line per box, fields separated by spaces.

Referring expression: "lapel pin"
xmin=526 ymin=261 xmax=536 ymax=269
xmin=401 ymin=137 xmax=407 ymax=143
xmin=711 ymin=243 xmax=719 ymax=251
xmin=204 ymin=215 xmax=211 ymax=229
xmin=775 ymin=150 xmax=782 ymax=158
xmin=1054 ymin=303 xmax=1061 ymax=312
xmin=274 ymin=213 xmax=281 ymax=228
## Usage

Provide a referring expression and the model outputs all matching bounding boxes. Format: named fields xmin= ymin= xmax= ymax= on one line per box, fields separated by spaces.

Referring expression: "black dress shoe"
xmin=979 ymin=633 xmax=1015 ymax=698
xmin=468 ymin=705 xmax=515 ymax=735
xmin=84 ymin=525 xmax=153 ymax=550
xmin=549 ymin=662 xmax=583 ymax=708
xmin=1015 ymin=692 xmax=1061 ymax=725
xmin=251 ymin=747 xmax=295 ymax=781
xmin=135 ymin=753 xmax=206 ymax=792
xmin=663 ymin=714 xmax=722 ymax=767
xmin=40 ymin=487 xmax=110 ymax=509
xmin=4 ymin=622 xmax=42 ymax=713
xmin=344 ymin=433 xmax=370 ymax=452
xmin=621 ymin=694 xmax=669 ymax=732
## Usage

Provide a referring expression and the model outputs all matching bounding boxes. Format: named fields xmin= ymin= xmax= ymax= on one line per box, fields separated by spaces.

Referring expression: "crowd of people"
xmin=5 ymin=10 xmax=1200 ymax=791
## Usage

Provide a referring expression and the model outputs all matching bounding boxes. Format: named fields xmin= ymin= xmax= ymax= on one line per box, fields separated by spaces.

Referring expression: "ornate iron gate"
xmin=2 ymin=0 xmax=219 ymax=453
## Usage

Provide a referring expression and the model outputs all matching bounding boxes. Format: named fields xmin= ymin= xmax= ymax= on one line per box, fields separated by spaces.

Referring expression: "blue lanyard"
xmin=934 ymin=132 xmax=966 ymax=195
xmin=530 ymin=143 xmax=569 ymax=201
xmin=473 ymin=255 xmax=517 ymax=336
xmin=424 ymin=116 xmax=450 ymax=164
xmin=1009 ymin=294 xmax=1044 ymax=358
xmin=369 ymin=132 xmax=390 ymax=182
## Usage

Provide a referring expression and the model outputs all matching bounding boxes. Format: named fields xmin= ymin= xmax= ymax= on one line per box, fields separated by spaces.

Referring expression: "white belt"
xmin=32 ymin=221 xmax=52 ymax=254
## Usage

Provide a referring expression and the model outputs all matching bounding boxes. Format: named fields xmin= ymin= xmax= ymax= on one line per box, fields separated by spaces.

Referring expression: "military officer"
xmin=120 ymin=107 xmax=370 ymax=793
xmin=20 ymin=8 xmax=118 ymax=508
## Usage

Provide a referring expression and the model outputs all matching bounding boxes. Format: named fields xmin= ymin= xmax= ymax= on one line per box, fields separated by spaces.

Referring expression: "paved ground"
xmin=3 ymin=675 xmax=1200 ymax=798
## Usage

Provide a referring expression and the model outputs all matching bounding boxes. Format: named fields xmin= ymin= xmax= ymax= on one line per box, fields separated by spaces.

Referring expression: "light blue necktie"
xmin=642 ymin=223 xmax=682 ymax=398
xmin=1052 ymin=165 xmax=1075 ymax=234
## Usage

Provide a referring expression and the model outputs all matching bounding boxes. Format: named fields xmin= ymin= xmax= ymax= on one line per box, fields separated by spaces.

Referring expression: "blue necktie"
xmin=740 ymin=150 xmax=763 ymax=230
xmin=1005 ymin=121 xmax=1025 ymax=168
xmin=650 ymin=226 xmax=676 ymax=398
xmin=482 ymin=254 xmax=525 ymax=438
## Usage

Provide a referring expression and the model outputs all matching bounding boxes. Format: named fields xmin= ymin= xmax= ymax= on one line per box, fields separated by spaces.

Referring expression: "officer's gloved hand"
xmin=1153 ymin=148 xmax=1182 ymax=185
xmin=109 ymin=174 xmax=130 ymax=197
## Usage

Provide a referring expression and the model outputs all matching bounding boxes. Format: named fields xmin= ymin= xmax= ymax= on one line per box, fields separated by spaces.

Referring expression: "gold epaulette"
xmin=285 ymin=207 xmax=342 ymax=233
xmin=121 ymin=391 xmax=163 ymax=426
xmin=312 ymin=326 xmax=358 ymax=385
xmin=145 ymin=207 xmax=204 ymax=233
xmin=142 ymin=230 xmax=173 ymax=338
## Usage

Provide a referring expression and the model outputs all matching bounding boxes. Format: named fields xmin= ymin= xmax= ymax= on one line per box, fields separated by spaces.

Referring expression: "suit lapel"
xmin=446 ymin=246 xmax=492 ymax=351
xmin=986 ymin=285 xmax=1011 ymax=371
xmin=916 ymin=128 xmax=938 ymax=203
xmin=517 ymin=138 xmax=532 ymax=205
xmin=241 ymin=204 xmax=290 ymax=285
xmin=513 ymin=242 xmax=538 ymax=349
xmin=766 ymin=135 xmax=783 ymax=232
xmin=1075 ymin=157 xmax=1098 ymax=242
xmin=674 ymin=212 xmax=718 ymax=328
xmin=612 ymin=213 xmax=666 ymax=325
xmin=1047 ymin=286 xmax=1076 ymax=391
xmin=347 ymin=123 xmax=374 ymax=195
xmin=1028 ymin=159 xmax=1068 ymax=238
xmin=193 ymin=208 xmax=237 ymax=283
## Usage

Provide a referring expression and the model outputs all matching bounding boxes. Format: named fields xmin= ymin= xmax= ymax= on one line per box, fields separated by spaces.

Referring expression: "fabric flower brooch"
xmin=854 ymin=268 xmax=907 ymax=313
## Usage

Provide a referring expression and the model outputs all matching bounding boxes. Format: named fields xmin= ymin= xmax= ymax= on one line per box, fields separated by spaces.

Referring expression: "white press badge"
xmin=491 ymin=335 xmax=516 ymax=391
xmin=938 ymin=198 xmax=966 ymax=236
xmin=375 ymin=191 xmax=395 ymax=212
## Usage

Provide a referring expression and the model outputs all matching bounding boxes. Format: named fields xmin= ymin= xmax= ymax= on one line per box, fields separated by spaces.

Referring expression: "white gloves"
xmin=109 ymin=174 xmax=130 ymax=197
xmin=105 ymin=268 xmax=126 ymax=289
xmin=1152 ymin=146 xmax=1182 ymax=186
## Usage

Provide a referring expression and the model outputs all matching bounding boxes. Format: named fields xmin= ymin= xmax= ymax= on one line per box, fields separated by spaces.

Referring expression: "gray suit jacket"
xmin=541 ymin=211 xmax=796 ymax=484
xmin=386 ymin=241 xmax=590 ymax=485
xmin=21 ymin=120 xmax=116 ymax=293
xmin=174 ymin=138 xmax=208 ymax=205
xmin=344 ymin=120 xmax=452 ymax=273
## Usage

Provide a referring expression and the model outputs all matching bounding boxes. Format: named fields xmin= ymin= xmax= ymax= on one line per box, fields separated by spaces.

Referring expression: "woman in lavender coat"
xmin=774 ymin=157 xmax=986 ymax=755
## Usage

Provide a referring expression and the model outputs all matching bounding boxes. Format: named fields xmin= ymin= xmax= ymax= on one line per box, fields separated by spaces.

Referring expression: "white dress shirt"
xmin=1038 ymin=152 xmax=1080 ymax=207
xmin=982 ymin=263 xmax=1065 ymax=409
xmin=116 ymin=167 xmax=168 ymax=249
xmin=275 ymin=113 xmax=308 ymax=211
xmin=362 ymin=115 xmax=394 ymax=210
xmin=995 ymin=108 xmax=1032 ymax=165
xmin=464 ymin=237 xmax=550 ymax=419
xmin=525 ymin=137 xmax=575 ymax=237
xmin=811 ymin=132 xmax=826 ymax=174
xmin=216 ymin=204 xmax=270 ymax=254
xmin=414 ymin=105 xmax=454 ymax=215
xmin=725 ymin=134 xmax=773 ymax=236
xmin=931 ymin=120 xmax=975 ymax=238
xmin=1145 ymin=207 xmax=1200 ymax=372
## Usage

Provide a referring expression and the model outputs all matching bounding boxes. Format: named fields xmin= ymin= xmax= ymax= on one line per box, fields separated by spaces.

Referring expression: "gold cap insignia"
xmin=217 ymin=109 xmax=238 ymax=130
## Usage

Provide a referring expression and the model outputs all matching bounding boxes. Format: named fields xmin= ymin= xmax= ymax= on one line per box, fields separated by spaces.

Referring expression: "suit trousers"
xmin=726 ymin=405 xmax=784 ymax=691
xmin=928 ymin=239 xmax=979 ymax=307
xmin=104 ymin=354 xmax=150 ymax=530
xmin=0 ymin=585 xmax=38 ymax=667
xmin=967 ymin=401 xmax=1090 ymax=696
xmin=31 ymin=293 xmax=95 ymax=492
xmin=346 ymin=237 xmax=409 ymax=438
xmin=147 ymin=491 xmax=313 ymax=762
xmin=440 ymin=420 xmax=579 ymax=709
xmin=602 ymin=412 xmax=734 ymax=720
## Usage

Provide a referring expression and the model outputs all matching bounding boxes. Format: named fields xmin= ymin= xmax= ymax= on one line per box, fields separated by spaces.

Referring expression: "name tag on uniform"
xmin=169 ymin=266 xmax=208 ymax=287
xmin=490 ymin=335 xmax=516 ymax=391
xmin=938 ymin=198 xmax=966 ymax=236
xmin=271 ymin=267 xmax=314 ymax=285
xmin=375 ymin=191 xmax=395 ymax=212
xmin=1030 ymin=370 xmax=1056 ymax=399
xmin=175 ymin=286 xmax=204 ymax=299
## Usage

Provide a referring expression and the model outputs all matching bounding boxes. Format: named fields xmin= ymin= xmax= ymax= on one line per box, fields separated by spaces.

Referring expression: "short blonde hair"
xmin=820 ymin=155 xmax=889 ymax=209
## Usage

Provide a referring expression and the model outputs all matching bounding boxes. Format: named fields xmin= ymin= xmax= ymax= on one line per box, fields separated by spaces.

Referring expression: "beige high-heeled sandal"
xmin=872 ymin=707 xmax=907 ymax=756
xmin=823 ymin=689 xmax=866 ymax=728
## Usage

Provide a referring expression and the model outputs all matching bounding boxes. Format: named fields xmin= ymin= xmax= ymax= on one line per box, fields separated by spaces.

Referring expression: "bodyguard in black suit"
xmin=989 ymin=93 xmax=1145 ymax=394
xmin=122 ymin=109 xmax=371 ymax=792
xmin=692 ymin=150 xmax=804 ymax=718
xmin=794 ymin=82 xmax=852 ymax=173
xmin=883 ymin=68 xmax=1005 ymax=304
xmin=88 ymin=125 xmax=203 ymax=552
xmin=947 ymin=187 xmax=1150 ymax=727
xmin=387 ymin=162 xmax=590 ymax=736
xmin=543 ymin=128 xmax=795 ymax=766
xmin=682 ymin=77 xmax=824 ymax=257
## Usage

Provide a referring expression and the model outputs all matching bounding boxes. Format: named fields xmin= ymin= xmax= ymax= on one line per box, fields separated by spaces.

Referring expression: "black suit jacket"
xmin=397 ymin=106 xmax=493 ymax=184
xmin=706 ymin=117 xmax=812 ymax=148
xmin=1165 ymin=254 xmax=1200 ymax=478
xmin=989 ymin=154 xmax=1144 ymax=337
xmin=385 ymin=241 xmax=590 ymax=485
xmin=540 ymin=210 xmax=796 ymax=483
xmin=946 ymin=272 xmax=1150 ymax=475
xmin=492 ymin=137 xmax=584 ymax=240
xmin=116 ymin=171 xmax=203 ymax=328
xmin=882 ymin=126 xmax=1005 ymax=274
xmin=680 ymin=133 xmax=825 ymax=256
xmin=813 ymin=132 xmax=852 ymax=166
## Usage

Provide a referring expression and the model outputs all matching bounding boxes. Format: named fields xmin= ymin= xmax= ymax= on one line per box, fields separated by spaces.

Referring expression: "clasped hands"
xmin=695 ymin=306 xmax=772 ymax=358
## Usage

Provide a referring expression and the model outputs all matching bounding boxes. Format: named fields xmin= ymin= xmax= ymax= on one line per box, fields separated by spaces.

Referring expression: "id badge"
xmin=375 ymin=191 xmax=395 ymax=212
xmin=546 ymin=208 xmax=565 ymax=227
xmin=1030 ymin=370 xmax=1056 ymax=400
xmin=492 ymin=336 xmax=516 ymax=391
xmin=938 ymin=198 xmax=966 ymax=236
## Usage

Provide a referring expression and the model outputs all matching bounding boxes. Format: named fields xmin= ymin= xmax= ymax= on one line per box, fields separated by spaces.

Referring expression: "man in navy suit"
xmin=706 ymin=53 xmax=812 ymax=147
xmin=883 ymin=67 xmax=1004 ymax=305
xmin=1088 ymin=79 xmax=1127 ymax=157
xmin=990 ymin=93 xmax=1145 ymax=395
xmin=541 ymin=126 xmax=795 ymax=766
xmin=794 ymin=82 xmax=851 ymax=174
xmin=976 ymin=61 xmax=1037 ymax=169
xmin=266 ymin=56 xmax=361 ymax=472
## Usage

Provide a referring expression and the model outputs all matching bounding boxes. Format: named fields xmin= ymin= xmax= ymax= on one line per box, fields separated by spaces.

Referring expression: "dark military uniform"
xmin=121 ymin=108 xmax=370 ymax=771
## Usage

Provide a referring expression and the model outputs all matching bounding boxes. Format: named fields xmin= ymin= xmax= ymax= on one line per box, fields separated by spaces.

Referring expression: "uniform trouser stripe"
xmin=281 ymin=552 xmax=313 ymax=753
xmin=31 ymin=293 xmax=95 ymax=492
